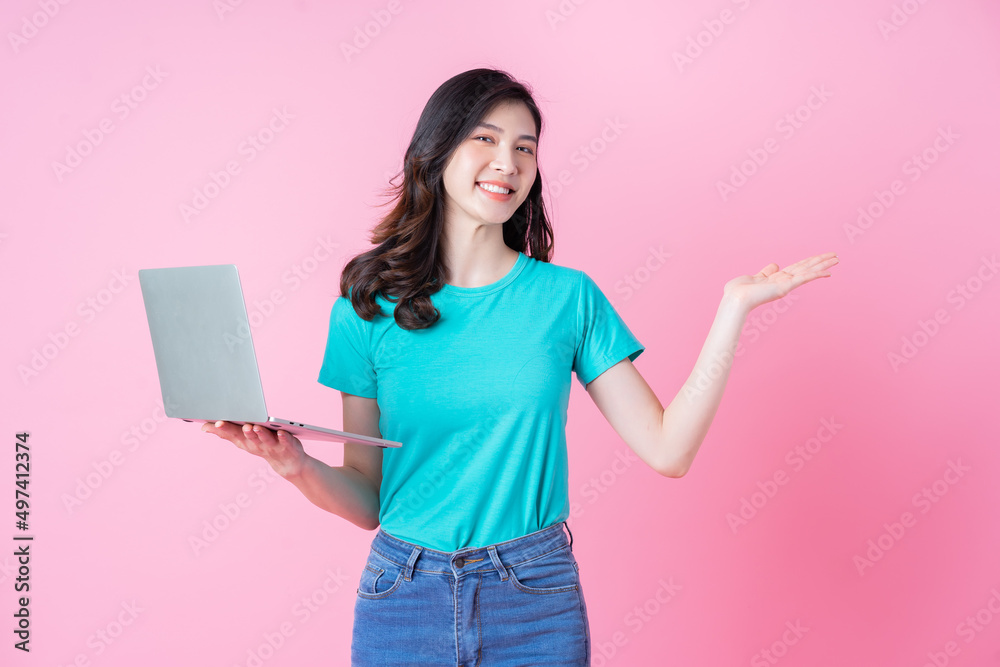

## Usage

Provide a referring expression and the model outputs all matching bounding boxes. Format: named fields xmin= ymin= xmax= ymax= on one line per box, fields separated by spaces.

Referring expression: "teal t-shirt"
xmin=317 ymin=251 xmax=644 ymax=552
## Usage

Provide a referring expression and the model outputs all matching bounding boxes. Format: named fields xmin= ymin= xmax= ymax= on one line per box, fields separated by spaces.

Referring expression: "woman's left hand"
xmin=723 ymin=252 xmax=839 ymax=312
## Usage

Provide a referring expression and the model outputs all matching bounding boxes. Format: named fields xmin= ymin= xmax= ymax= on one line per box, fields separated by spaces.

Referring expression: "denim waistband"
xmin=370 ymin=521 xmax=574 ymax=582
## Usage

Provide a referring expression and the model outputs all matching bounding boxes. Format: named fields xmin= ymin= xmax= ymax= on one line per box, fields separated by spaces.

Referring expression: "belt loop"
xmin=404 ymin=546 xmax=422 ymax=581
xmin=563 ymin=520 xmax=574 ymax=550
xmin=487 ymin=545 xmax=508 ymax=581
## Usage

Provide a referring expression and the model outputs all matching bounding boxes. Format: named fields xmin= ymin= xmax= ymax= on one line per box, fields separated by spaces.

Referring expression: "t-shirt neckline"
xmin=441 ymin=252 xmax=527 ymax=296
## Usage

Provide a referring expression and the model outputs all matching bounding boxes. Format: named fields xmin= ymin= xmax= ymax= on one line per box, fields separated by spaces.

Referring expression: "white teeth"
xmin=478 ymin=182 xmax=510 ymax=194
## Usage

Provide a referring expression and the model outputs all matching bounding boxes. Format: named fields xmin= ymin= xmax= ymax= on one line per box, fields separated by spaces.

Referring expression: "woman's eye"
xmin=472 ymin=136 xmax=534 ymax=155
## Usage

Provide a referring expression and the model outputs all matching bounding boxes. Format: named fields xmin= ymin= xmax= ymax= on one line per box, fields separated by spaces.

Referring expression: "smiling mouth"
xmin=477 ymin=182 xmax=514 ymax=195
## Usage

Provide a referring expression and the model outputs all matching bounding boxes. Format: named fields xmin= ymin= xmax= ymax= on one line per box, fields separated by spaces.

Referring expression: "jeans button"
xmin=455 ymin=557 xmax=465 ymax=568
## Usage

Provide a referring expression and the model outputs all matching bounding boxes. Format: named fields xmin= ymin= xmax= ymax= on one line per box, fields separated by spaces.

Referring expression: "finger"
xmin=757 ymin=262 xmax=780 ymax=276
xmin=790 ymin=258 xmax=838 ymax=278
xmin=789 ymin=269 xmax=833 ymax=289
xmin=203 ymin=420 xmax=243 ymax=440
xmin=201 ymin=420 xmax=221 ymax=433
xmin=248 ymin=426 xmax=301 ymax=463
xmin=817 ymin=255 xmax=840 ymax=271
xmin=785 ymin=252 xmax=838 ymax=274
xmin=242 ymin=423 xmax=275 ymax=447
xmin=245 ymin=424 xmax=291 ymax=456
xmin=249 ymin=423 xmax=280 ymax=445
xmin=779 ymin=257 xmax=815 ymax=274
xmin=204 ymin=423 xmax=261 ymax=455
xmin=275 ymin=429 xmax=303 ymax=450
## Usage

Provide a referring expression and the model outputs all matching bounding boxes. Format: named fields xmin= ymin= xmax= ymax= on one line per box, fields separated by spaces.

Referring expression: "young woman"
xmin=203 ymin=68 xmax=838 ymax=665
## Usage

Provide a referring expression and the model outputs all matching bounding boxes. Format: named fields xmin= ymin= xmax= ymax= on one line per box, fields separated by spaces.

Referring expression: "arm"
xmin=304 ymin=392 xmax=384 ymax=529
xmin=282 ymin=455 xmax=381 ymax=530
xmin=586 ymin=252 xmax=838 ymax=478
xmin=586 ymin=296 xmax=746 ymax=477
xmin=284 ymin=392 xmax=383 ymax=530
xmin=202 ymin=392 xmax=383 ymax=530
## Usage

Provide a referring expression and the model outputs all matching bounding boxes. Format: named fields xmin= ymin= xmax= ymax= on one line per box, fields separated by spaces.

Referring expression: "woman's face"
xmin=441 ymin=100 xmax=538 ymax=230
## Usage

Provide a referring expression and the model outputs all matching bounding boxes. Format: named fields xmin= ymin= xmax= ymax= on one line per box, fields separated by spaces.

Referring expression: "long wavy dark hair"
xmin=338 ymin=68 xmax=554 ymax=330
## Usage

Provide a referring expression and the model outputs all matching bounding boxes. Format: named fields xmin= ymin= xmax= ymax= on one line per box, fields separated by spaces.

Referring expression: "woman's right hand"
xmin=202 ymin=421 xmax=308 ymax=478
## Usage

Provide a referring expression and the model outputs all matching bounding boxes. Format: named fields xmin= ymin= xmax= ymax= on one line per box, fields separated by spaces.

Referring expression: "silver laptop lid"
xmin=138 ymin=264 xmax=269 ymax=423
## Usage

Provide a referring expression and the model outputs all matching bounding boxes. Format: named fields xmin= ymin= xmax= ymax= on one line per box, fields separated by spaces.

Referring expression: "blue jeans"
xmin=351 ymin=521 xmax=591 ymax=666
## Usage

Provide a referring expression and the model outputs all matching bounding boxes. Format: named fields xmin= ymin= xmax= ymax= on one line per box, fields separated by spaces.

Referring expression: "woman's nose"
xmin=490 ymin=149 xmax=517 ymax=173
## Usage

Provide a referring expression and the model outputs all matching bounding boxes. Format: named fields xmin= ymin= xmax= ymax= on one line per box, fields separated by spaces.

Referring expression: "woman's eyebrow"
xmin=475 ymin=122 xmax=538 ymax=144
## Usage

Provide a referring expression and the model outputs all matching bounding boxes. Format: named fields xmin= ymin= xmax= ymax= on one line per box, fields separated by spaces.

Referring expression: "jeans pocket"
xmin=356 ymin=549 xmax=405 ymax=600
xmin=508 ymin=545 xmax=580 ymax=595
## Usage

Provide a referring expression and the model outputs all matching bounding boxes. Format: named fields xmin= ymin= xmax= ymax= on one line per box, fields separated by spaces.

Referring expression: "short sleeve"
xmin=317 ymin=296 xmax=377 ymax=398
xmin=573 ymin=272 xmax=645 ymax=388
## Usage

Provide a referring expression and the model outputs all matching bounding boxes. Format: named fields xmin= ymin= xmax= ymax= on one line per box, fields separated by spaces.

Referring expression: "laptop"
xmin=137 ymin=264 xmax=401 ymax=448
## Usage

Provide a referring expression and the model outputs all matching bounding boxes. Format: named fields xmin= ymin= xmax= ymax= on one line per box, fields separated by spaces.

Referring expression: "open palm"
xmin=723 ymin=252 xmax=839 ymax=311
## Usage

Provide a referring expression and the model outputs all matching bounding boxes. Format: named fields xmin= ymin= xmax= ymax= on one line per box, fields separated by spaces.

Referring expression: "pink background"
xmin=3 ymin=0 xmax=999 ymax=665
